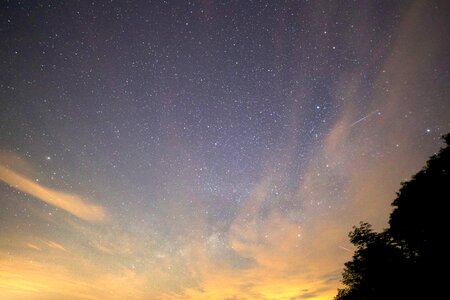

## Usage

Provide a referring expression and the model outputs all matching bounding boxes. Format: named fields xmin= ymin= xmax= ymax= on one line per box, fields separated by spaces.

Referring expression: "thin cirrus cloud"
xmin=0 ymin=163 xmax=106 ymax=222
xmin=173 ymin=2 xmax=450 ymax=298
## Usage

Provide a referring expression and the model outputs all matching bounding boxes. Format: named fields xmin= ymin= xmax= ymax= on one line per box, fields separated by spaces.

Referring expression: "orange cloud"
xmin=0 ymin=164 xmax=106 ymax=222
xmin=26 ymin=243 xmax=41 ymax=251
xmin=45 ymin=240 xmax=68 ymax=252
xmin=0 ymin=251 xmax=150 ymax=300
xmin=175 ymin=3 xmax=450 ymax=298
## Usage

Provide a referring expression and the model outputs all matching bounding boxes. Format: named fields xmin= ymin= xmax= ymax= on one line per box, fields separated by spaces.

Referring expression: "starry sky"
xmin=0 ymin=1 xmax=449 ymax=299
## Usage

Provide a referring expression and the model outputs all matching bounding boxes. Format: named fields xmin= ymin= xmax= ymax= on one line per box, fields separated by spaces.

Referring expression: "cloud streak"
xmin=171 ymin=2 xmax=450 ymax=298
xmin=0 ymin=164 xmax=106 ymax=222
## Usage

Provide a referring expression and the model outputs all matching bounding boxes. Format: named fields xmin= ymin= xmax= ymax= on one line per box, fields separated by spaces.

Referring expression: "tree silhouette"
xmin=335 ymin=134 xmax=449 ymax=300
xmin=335 ymin=223 xmax=412 ymax=300
xmin=389 ymin=134 xmax=450 ymax=260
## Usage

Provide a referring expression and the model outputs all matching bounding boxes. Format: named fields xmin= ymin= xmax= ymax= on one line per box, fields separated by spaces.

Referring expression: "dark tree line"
xmin=335 ymin=134 xmax=449 ymax=300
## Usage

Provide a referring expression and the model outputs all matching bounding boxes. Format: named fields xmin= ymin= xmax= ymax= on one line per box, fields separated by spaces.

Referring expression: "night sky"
xmin=1 ymin=1 xmax=449 ymax=299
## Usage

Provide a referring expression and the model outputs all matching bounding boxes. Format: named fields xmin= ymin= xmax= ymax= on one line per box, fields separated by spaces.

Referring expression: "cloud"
xmin=26 ymin=243 xmax=41 ymax=251
xmin=25 ymin=240 xmax=67 ymax=252
xmin=168 ymin=165 xmax=344 ymax=299
xmin=0 ymin=250 xmax=149 ymax=300
xmin=0 ymin=164 xmax=106 ymax=222
xmin=45 ymin=240 xmax=68 ymax=252
xmin=175 ymin=2 xmax=450 ymax=299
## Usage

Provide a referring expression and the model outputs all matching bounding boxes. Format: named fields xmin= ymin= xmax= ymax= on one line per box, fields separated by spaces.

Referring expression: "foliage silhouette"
xmin=335 ymin=134 xmax=449 ymax=300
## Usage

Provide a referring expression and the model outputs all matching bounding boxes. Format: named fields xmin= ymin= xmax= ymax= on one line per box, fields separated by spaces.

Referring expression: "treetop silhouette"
xmin=335 ymin=134 xmax=449 ymax=300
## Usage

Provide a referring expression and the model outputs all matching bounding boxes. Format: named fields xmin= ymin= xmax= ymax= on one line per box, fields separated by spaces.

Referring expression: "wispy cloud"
xmin=26 ymin=243 xmax=41 ymax=251
xmin=0 ymin=251 xmax=149 ymax=300
xmin=173 ymin=2 xmax=450 ymax=299
xmin=0 ymin=164 xmax=106 ymax=222
xmin=45 ymin=240 xmax=68 ymax=252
